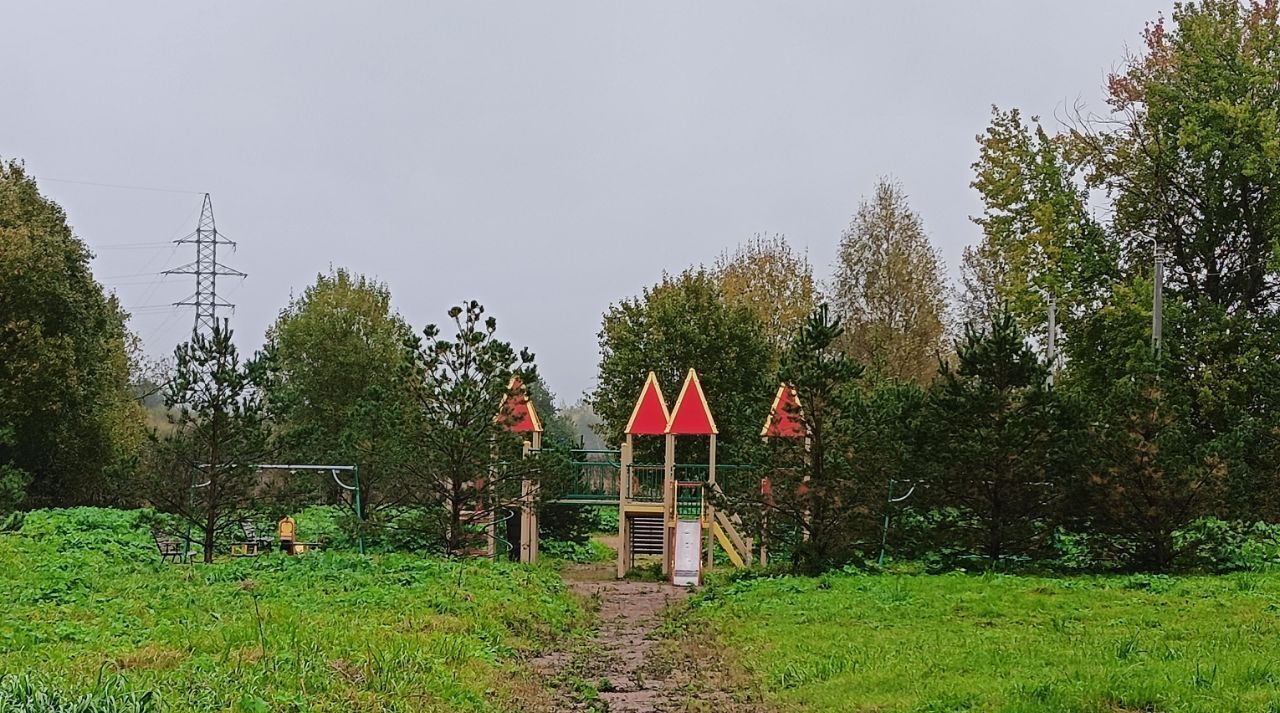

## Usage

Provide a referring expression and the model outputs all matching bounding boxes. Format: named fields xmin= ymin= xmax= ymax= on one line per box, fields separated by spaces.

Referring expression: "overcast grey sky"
xmin=3 ymin=2 xmax=1168 ymax=402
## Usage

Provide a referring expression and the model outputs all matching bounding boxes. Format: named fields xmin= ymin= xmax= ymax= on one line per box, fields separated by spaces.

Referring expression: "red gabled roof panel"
xmin=666 ymin=369 xmax=718 ymax=435
xmin=500 ymin=376 xmax=543 ymax=433
xmin=761 ymin=383 xmax=805 ymax=438
xmin=625 ymin=372 xmax=670 ymax=435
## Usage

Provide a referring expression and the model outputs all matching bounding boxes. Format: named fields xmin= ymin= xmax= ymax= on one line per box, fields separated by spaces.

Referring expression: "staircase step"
xmin=629 ymin=514 xmax=666 ymax=556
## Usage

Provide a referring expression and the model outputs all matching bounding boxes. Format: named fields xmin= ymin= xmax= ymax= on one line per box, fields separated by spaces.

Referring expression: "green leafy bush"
xmin=593 ymin=506 xmax=619 ymax=533
xmin=541 ymin=537 xmax=614 ymax=563
xmin=1174 ymin=518 xmax=1280 ymax=572
xmin=18 ymin=508 xmax=157 ymax=560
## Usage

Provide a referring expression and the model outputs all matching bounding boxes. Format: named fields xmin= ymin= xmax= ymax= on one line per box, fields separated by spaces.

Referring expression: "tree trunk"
xmin=203 ymin=506 xmax=216 ymax=564
xmin=448 ymin=479 xmax=463 ymax=557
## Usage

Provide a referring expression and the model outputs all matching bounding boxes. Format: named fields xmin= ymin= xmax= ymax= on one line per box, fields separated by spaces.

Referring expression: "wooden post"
xmin=618 ymin=437 xmax=632 ymax=579
xmin=485 ymin=468 xmax=499 ymax=559
xmin=530 ymin=432 xmax=541 ymax=563
xmin=519 ymin=435 xmax=543 ymax=565
xmin=520 ymin=441 xmax=532 ymax=563
xmin=705 ymin=434 xmax=716 ymax=568
xmin=802 ymin=435 xmax=812 ymax=542
xmin=663 ymin=432 xmax=675 ymax=577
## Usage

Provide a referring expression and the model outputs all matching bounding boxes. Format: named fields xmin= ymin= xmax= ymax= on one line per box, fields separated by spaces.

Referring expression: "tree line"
xmin=2 ymin=1 xmax=1276 ymax=572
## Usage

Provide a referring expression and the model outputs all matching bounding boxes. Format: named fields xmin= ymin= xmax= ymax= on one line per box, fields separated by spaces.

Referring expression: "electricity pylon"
xmin=164 ymin=193 xmax=245 ymax=334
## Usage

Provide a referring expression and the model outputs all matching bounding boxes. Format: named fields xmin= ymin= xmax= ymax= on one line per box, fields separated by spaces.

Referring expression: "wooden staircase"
xmin=629 ymin=513 xmax=664 ymax=558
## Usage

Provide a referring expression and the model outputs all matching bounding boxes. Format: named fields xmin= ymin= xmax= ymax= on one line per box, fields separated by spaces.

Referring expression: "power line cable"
xmin=105 ymin=202 xmax=202 ymax=313
xmin=92 ymin=242 xmax=175 ymax=250
xmin=32 ymin=176 xmax=205 ymax=195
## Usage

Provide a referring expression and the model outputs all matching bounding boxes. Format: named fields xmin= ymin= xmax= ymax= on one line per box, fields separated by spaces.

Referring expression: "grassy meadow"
xmin=685 ymin=570 xmax=1280 ymax=713
xmin=0 ymin=508 xmax=583 ymax=712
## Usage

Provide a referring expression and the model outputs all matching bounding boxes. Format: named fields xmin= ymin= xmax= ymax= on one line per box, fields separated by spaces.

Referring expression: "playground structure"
xmin=613 ymin=369 xmax=754 ymax=584
xmin=499 ymin=369 xmax=754 ymax=584
xmin=163 ymin=373 xmax=905 ymax=573
xmin=488 ymin=376 xmax=544 ymax=564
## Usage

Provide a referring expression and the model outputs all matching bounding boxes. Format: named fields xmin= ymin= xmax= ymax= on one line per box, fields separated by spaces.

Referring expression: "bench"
xmin=231 ymin=521 xmax=272 ymax=557
xmin=153 ymin=531 xmax=195 ymax=564
xmin=276 ymin=516 xmax=321 ymax=555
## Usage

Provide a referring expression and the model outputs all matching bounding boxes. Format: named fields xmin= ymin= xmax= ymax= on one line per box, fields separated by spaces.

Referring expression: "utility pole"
xmin=1046 ymin=294 xmax=1057 ymax=386
xmin=163 ymin=193 xmax=245 ymax=335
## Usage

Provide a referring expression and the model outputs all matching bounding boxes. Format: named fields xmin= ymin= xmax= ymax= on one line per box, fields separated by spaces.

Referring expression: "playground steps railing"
xmin=712 ymin=509 xmax=752 ymax=568
xmin=711 ymin=520 xmax=746 ymax=568
xmin=707 ymin=481 xmax=753 ymax=568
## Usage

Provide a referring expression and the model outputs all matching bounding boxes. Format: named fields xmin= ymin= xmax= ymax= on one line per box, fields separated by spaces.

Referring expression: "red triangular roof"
xmin=625 ymin=372 xmax=670 ymax=435
xmin=499 ymin=376 xmax=543 ymax=433
xmin=666 ymin=369 xmax=718 ymax=435
xmin=761 ymin=383 xmax=805 ymax=438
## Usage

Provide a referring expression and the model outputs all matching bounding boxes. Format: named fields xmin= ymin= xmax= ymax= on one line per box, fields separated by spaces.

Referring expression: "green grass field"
xmin=0 ymin=508 xmax=583 ymax=712
xmin=687 ymin=570 xmax=1280 ymax=713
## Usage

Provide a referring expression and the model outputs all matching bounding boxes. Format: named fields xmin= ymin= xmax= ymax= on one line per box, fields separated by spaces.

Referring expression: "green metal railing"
xmin=675 ymin=481 xmax=703 ymax=520
xmin=673 ymin=463 xmax=709 ymax=482
xmin=563 ymin=449 xmax=622 ymax=501
xmin=629 ymin=465 xmax=665 ymax=502
xmin=557 ymin=458 xmax=759 ymax=504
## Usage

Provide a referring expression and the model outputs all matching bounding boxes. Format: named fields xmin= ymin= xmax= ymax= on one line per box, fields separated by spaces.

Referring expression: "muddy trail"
xmin=533 ymin=559 xmax=765 ymax=713
xmin=534 ymin=562 xmax=685 ymax=712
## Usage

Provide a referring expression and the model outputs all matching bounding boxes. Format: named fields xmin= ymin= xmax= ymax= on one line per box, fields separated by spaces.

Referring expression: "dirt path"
xmin=534 ymin=562 xmax=688 ymax=712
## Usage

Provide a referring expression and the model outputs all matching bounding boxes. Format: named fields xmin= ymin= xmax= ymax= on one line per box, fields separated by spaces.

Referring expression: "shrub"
xmin=1173 ymin=518 xmax=1280 ymax=572
xmin=18 ymin=508 xmax=156 ymax=561
xmin=541 ymin=537 xmax=614 ymax=563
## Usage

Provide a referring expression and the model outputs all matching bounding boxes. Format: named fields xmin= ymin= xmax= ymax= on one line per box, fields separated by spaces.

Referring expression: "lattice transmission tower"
xmin=163 ymin=193 xmax=246 ymax=334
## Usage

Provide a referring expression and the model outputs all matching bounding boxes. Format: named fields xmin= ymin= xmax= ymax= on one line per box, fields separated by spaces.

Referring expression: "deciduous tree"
xmin=0 ymin=160 xmax=144 ymax=508
xmin=591 ymin=269 xmax=772 ymax=462
xmin=832 ymin=178 xmax=949 ymax=385
xmin=714 ymin=233 xmax=818 ymax=357
xmin=262 ymin=269 xmax=415 ymax=512
xmin=1075 ymin=0 xmax=1280 ymax=315
xmin=964 ymin=107 xmax=1116 ymax=337
xmin=1067 ymin=0 xmax=1280 ymax=521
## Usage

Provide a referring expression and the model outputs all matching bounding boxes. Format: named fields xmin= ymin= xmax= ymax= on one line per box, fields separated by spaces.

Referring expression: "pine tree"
xmin=402 ymin=301 xmax=567 ymax=556
xmin=149 ymin=321 xmax=272 ymax=563
xmin=921 ymin=312 xmax=1070 ymax=566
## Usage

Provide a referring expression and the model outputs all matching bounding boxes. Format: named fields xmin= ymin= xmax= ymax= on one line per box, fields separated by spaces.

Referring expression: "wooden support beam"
xmin=618 ymin=437 xmax=632 ymax=579
xmin=662 ymin=433 xmax=674 ymax=577
xmin=705 ymin=434 xmax=717 ymax=568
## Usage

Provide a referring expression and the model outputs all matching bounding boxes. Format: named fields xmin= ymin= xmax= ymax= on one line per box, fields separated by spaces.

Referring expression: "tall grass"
xmin=0 ymin=508 xmax=583 ymax=712
xmin=690 ymin=571 xmax=1280 ymax=712
xmin=0 ymin=675 xmax=156 ymax=713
